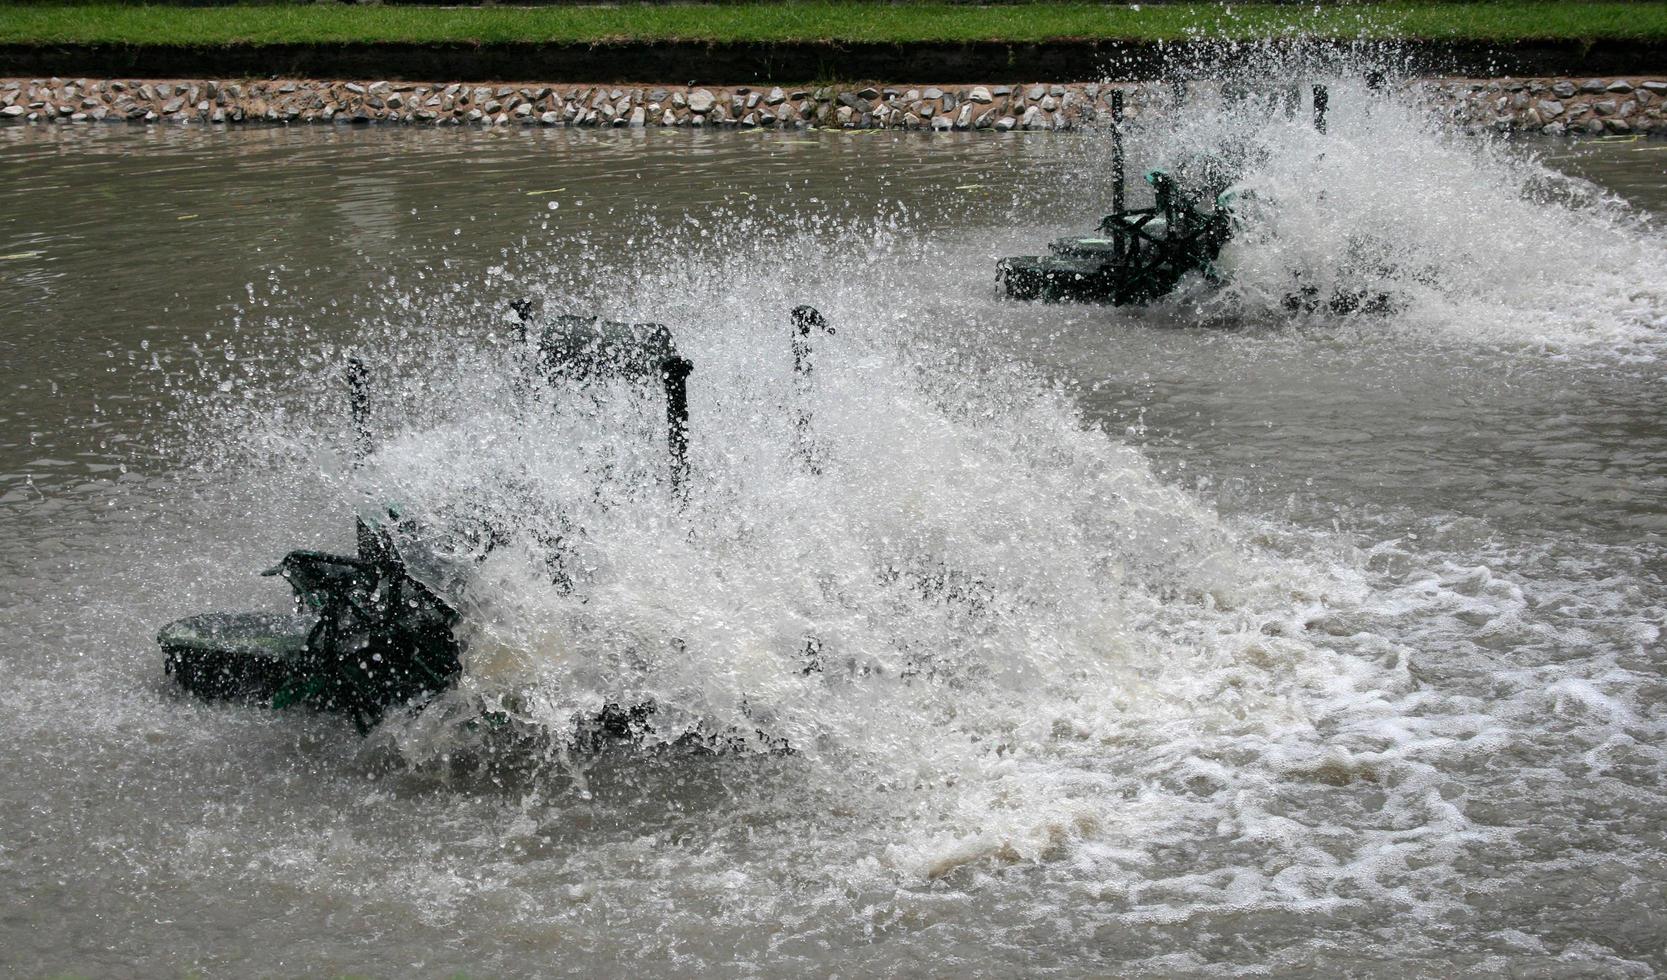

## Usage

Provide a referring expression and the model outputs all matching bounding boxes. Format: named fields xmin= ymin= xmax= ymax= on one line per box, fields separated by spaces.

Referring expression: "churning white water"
xmin=1 ymin=63 xmax=1664 ymax=976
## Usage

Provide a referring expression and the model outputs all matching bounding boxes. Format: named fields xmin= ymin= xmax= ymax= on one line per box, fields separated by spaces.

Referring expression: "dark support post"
xmin=509 ymin=298 xmax=534 ymax=344
xmin=1110 ymin=89 xmax=1126 ymax=221
xmin=1363 ymin=71 xmax=1385 ymax=119
xmin=1110 ymin=89 xmax=1126 ymax=262
xmin=791 ymin=306 xmax=832 ymax=473
xmin=1313 ymin=84 xmax=1329 ymax=134
xmin=791 ymin=305 xmax=830 ymax=376
xmin=1154 ymin=172 xmax=1175 ymax=233
xmin=346 ymin=357 xmax=371 ymax=463
xmin=662 ymin=356 xmax=692 ymax=498
xmin=1284 ymin=85 xmax=1300 ymax=118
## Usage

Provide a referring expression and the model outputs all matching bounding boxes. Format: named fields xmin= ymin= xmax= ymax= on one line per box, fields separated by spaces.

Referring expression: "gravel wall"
xmin=3 ymin=75 xmax=1664 ymax=134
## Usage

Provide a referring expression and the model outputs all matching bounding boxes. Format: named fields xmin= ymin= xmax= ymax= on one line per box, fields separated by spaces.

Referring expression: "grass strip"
xmin=0 ymin=2 xmax=1664 ymax=47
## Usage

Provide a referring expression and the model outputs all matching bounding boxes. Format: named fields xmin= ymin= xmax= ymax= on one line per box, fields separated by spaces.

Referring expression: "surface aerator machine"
xmin=158 ymin=306 xmax=831 ymax=736
xmin=998 ymin=167 xmax=1235 ymax=305
xmin=998 ymin=84 xmax=1332 ymax=306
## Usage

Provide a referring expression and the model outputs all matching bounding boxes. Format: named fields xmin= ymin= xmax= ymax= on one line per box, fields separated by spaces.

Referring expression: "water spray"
xmin=156 ymin=301 xmax=842 ymax=744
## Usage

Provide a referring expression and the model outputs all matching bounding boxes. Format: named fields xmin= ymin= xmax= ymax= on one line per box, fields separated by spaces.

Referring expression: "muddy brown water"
xmin=2 ymin=119 xmax=1664 ymax=977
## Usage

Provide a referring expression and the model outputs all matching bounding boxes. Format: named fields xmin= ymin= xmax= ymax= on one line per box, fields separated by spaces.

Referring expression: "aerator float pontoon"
xmin=159 ymin=305 xmax=832 ymax=740
xmin=998 ymin=84 xmax=1333 ymax=306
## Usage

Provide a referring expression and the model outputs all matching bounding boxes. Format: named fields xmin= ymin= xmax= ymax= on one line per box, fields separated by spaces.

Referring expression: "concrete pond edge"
xmin=4 ymin=74 xmax=1665 ymax=136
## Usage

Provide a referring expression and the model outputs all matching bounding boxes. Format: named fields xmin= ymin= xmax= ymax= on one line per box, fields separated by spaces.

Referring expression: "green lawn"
xmin=0 ymin=2 xmax=1662 ymax=46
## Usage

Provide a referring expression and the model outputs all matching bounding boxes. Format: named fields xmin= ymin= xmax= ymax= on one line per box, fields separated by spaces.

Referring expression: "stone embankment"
xmin=2 ymin=77 xmax=1103 ymax=130
xmin=2 ymin=75 xmax=1664 ymax=134
xmin=1429 ymin=76 xmax=1666 ymax=135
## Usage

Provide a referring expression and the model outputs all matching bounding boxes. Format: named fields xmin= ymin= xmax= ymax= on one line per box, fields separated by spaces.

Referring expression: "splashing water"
xmin=155 ymin=178 xmax=1426 ymax=888
xmin=1098 ymin=55 xmax=1667 ymax=352
xmin=170 ymin=210 xmax=1464 ymax=910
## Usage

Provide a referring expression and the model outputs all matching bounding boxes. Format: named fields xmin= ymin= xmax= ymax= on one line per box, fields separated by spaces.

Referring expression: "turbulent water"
xmin=2 ymin=71 xmax=1665 ymax=977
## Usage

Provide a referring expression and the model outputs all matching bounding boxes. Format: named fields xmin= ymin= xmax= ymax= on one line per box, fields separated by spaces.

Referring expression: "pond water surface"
xmin=2 ymin=91 xmax=1665 ymax=977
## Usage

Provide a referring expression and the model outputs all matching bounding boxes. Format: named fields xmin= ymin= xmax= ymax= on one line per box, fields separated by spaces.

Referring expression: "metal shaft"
xmin=346 ymin=357 xmax=371 ymax=463
xmin=1111 ymin=89 xmax=1125 ymax=218
xmin=791 ymin=305 xmax=829 ymax=376
xmin=1313 ymin=84 xmax=1329 ymax=134
xmin=791 ymin=306 xmax=832 ymax=473
xmin=509 ymin=298 xmax=534 ymax=344
xmin=662 ymin=356 xmax=693 ymax=498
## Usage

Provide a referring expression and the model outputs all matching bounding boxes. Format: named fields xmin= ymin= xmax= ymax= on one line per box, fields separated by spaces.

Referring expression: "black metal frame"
xmin=266 ymin=531 xmax=463 ymax=733
xmin=510 ymin=302 xmax=694 ymax=498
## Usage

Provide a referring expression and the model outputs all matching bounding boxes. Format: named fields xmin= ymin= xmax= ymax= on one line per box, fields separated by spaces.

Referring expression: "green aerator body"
xmin=160 ymin=518 xmax=464 ymax=732
xmin=998 ymin=169 xmax=1234 ymax=305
